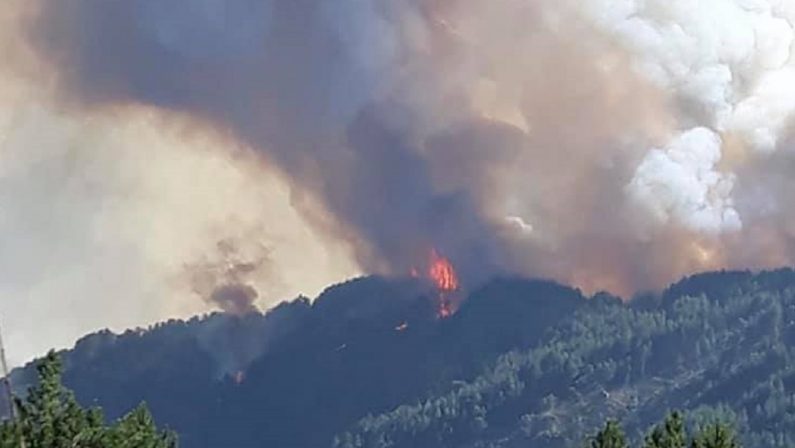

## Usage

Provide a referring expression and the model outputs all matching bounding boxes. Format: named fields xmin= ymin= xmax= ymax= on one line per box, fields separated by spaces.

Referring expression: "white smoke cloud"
xmin=627 ymin=128 xmax=740 ymax=234
xmin=583 ymin=0 xmax=795 ymax=138
xmin=578 ymin=0 xmax=795 ymax=233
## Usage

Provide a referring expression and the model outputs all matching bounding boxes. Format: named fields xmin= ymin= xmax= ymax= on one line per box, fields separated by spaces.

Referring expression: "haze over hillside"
xmin=2 ymin=0 xmax=795 ymax=368
xmin=6 ymin=268 xmax=795 ymax=447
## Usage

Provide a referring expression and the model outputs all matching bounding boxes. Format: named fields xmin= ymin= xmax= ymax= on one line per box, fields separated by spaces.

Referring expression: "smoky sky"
xmin=14 ymin=0 xmax=795 ymax=297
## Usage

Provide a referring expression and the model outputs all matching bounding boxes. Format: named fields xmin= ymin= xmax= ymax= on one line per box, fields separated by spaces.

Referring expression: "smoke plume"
xmin=3 ymin=0 xmax=795 ymax=358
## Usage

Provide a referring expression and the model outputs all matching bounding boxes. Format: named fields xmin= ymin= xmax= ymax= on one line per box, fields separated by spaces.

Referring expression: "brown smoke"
xmin=7 ymin=0 xmax=795 ymax=304
xmin=186 ymin=238 xmax=269 ymax=315
xmin=209 ymin=284 xmax=259 ymax=316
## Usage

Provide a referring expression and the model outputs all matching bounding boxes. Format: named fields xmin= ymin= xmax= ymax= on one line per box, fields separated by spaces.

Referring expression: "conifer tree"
xmin=0 ymin=351 xmax=176 ymax=448
xmin=588 ymin=420 xmax=628 ymax=448
xmin=644 ymin=411 xmax=687 ymax=448
xmin=690 ymin=423 xmax=740 ymax=448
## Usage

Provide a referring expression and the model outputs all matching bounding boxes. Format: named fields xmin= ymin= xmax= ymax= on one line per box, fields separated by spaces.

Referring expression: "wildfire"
xmin=437 ymin=300 xmax=455 ymax=319
xmin=429 ymin=249 xmax=459 ymax=292
xmin=412 ymin=249 xmax=461 ymax=319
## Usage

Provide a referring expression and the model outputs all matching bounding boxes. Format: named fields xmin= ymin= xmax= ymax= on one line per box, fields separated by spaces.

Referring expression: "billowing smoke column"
xmin=16 ymin=0 xmax=795 ymax=295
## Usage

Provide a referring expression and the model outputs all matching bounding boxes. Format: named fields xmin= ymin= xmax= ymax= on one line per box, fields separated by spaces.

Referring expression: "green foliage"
xmin=11 ymin=269 xmax=795 ymax=448
xmin=0 ymin=352 xmax=175 ymax=448
xmin=690 ymin=423 xmax=740 ymax=448
xmin=644 ymin=411 xmax=686 ymax=448
xmin=586 ymin=412 xmax=738 ymax=448
xmin=336 ymin=269 xmax=795 ymax=448
xmin=588 ymin=420 xmax=628 ymax=448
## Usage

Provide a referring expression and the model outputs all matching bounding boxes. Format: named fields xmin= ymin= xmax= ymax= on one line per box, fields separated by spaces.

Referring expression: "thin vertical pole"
xmin=0 ymin=323 xmax=24 ymax=448
xmin=0 ymin=326 xmax=14 ymax=420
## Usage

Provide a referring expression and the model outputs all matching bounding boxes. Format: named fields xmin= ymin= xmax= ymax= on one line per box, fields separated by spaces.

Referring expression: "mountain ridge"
xmin=9 ymin=268 xmax=795 ymax=447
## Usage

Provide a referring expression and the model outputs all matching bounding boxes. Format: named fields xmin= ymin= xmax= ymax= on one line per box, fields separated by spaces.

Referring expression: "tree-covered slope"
xmin=10 ymin=276 xmax=585 ymax=447
xmin=338 ymin=269 xmax=795 ymax=448
xmin=10 ymin=269 xmax=795 ymax=447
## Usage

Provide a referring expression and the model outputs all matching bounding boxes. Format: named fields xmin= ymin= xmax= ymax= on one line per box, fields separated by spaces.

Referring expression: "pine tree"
xmin=588 ymin=420 xmax=628 ymax=448
xmin=690 ymin=423 xmax=740 ymax=448
xmin=10 ymin=351 xmax=104 ymax=447
xmin=644 ymin=411 xmax=687 ymax=448
xmin=106 ymin=404 xmax=177 ymax=448
xmin=0 ymin=351 xmax=176 ymax=447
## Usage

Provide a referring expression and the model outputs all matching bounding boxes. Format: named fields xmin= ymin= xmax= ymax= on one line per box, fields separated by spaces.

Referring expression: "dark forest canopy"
xmin=8 ymin=268 xmax=795 ymax=448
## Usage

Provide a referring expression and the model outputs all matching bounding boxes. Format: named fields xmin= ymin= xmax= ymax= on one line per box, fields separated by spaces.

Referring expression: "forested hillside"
xmin=11 ymin=269 xmax=795 ymax=447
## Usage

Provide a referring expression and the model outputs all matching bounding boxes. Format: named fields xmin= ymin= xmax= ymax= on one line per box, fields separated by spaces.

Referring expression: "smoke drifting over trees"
xmin=12 ymin=0 xmax=795 ymax=293
xmin=2 ymin=0 xmax=795 ymax=359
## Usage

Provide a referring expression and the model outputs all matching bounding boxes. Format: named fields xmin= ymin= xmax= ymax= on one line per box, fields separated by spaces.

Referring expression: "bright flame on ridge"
xmin=429 ymin=249 xmax=459 ymax=292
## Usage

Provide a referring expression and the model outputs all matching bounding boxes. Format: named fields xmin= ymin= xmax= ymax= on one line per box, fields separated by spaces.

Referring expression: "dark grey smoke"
xmin=26 ymin=0 xmax=506 ymax=286
xmin=20 ymin=0 xmax=795 ymax=296
xmin=209 ymin=284 xmax=259 ymax=316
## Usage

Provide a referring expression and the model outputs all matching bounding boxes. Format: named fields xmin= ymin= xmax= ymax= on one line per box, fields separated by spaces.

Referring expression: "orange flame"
xmin=437 ymin=300 xmax=455 ymax=319
xmin=411 ymin=249 xmax=461 ymax=319
xmin=429 ymin=249 xmax=459 ymax=292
